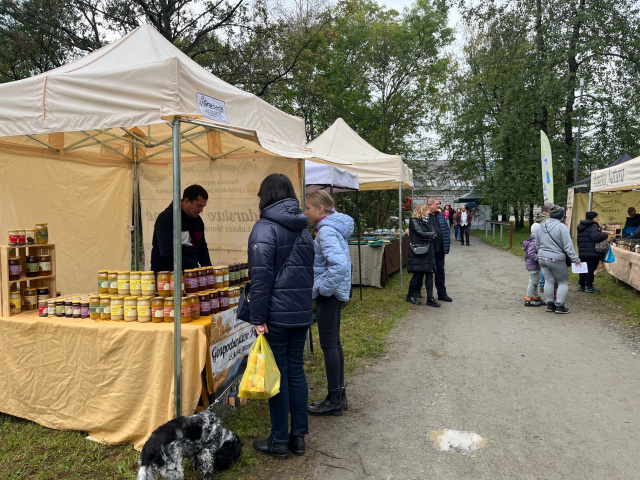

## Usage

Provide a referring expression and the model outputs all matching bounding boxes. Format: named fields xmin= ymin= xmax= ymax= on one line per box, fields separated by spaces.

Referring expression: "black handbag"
xmin=410 ymin=244 xmax=430 ymax=255
xmin=237 ymin=231 xmax=301 ymax=322
xmin=594 ymin=239 xmax=609 ymax=253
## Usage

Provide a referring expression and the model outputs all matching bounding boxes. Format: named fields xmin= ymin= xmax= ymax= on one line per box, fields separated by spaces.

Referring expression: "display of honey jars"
xmin=163 ymin=296 xmax=174 ymax=323
xmin=137 ymin=296 xmax=151 ymax=323
xmin=152 ymin=297 xmax=164 ymax=323
xmin=26 ymin=255 xmax=40 ymax=277
xmin=129 ymin=271 xmax=142 ymax=296
xmin=141 ymin=271 xmax=156 ymax=296
xmin=157 ymin=271 xmax=171 ymax=296
xmin=8 ymin=257 xmax=21 ymax=281
xmin=35 ymin=223 xmax=48 ymax=244
xmin=38 ymin=255 xmax=52 ymax=276
xmin=124 ymin=296 xmax=138 ymax=322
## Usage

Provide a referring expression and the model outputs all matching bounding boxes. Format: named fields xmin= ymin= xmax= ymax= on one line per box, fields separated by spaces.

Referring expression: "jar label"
xmin=27 ymin=263 xmax=39 ymax=273
xmin=36 ymin=230 xmax=48 ymax=240
xmin=130 ymin=279 xmax=141 ymax=289
xmin=65 ymin=305 xmax=73 ymax=315
xmin=48 ymin=306 xmax=56 ymax=315
xmin=215 ymin=275 xmax=223 ymax=283
xmin=137 ymin=305 xmax=150 ymax=316
xmin=111 ymin=305 xmax=124 ymax=315
xmin=190 ymin=304 xmax=199 ymax=314
xmin=223 ymin=274 xmax=230 ymax=282
xmin=211 ymin=298 xmax=219 ymax=309
xmin=153 ymin=307 xmax=164 ymax=318
xmin=159 ymin=280 xmax=171 ymax=291
xmin=124 ymin=306 xmax=137 ymax=316
xmin=56 ymin=305 xmax=65 ymax=315
xmin=39 ymin=262 xmax=51 ymax=272
xmin=207 ymin=275 xmax=215 ymax=286
xmin=198 ymin=277 xmax=208 ymax=287
xmin=8 ymin=233 xmax=19 ymax=243
xmin=117 ymin=279 xmax=130 ymax=290
xmin=81 ymin=306 xmax=90 ymax=316
xmin=164 ymin=307 xmax=174 ymax=317
xmin=185 ymin=277 xmax=199 ymax=289
xmin=39 ymin=304 xmax=48 ymax=315
xmin=72 ymin=306 xmax=81 ymax=315
xmin=221 ymin=297 xmax=229 ymax=307
xmin=100 ymin=280 xmax=109 ymax=288
xmin=9 ymin=265 xmax=21 ymax=275
xmin=141 ymin=280 xmax=156 ymax=291
xmin=90 ymin=305 xmax=99 ymax=314
xmin=181 ymin=305 xmax=191 ymax=316
xmin=10 ymin=298 xmax=21 ymax=309
xmin=110 ymin=280 xmax=118 ymax=289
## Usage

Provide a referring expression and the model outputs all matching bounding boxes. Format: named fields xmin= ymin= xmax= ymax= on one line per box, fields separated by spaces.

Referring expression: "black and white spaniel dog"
xmin=137 ymin=406 xmax=242 ymax=480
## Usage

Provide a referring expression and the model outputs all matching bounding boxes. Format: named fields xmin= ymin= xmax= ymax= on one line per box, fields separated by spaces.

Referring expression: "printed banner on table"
xmin=541 ymin=130 xmax=554 ymax=203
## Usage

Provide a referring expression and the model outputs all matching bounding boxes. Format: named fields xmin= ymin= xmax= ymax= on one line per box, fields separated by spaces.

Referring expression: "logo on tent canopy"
xmin=197 ymin=93 xmax=230 ymax=124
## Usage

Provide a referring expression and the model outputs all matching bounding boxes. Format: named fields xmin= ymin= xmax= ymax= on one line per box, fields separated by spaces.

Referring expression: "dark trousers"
xmin=407 ymin=272 xmax=434 ymax=299
xmin=316 ymin=294 xmax=344 ymax=392
xmin=265 ymin=325 xmax=309 ymax=442
xmin=578 ymin=256 xmax=601 ymax=288
xmin=434 ymin=251 xmax=447 ymax=296
xmin=460 ymin=225 xmax=470 ymax=244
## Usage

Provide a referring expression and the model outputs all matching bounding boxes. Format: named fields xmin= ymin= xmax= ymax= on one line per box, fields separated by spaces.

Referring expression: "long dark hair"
xmin=257 ymin=174 xmax=297 ymax=211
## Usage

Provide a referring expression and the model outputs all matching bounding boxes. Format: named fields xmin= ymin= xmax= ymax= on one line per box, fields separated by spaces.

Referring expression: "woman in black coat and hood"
xmin=576 ymin=211 xmax=608 ymax=293
xmin=406 ymin=204 xmax=440 ymax=307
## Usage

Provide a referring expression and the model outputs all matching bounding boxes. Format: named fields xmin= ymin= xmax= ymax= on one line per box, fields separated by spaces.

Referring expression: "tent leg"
xmin=172 ymin=118 xmax=183 ymax=419
xmin=133 ymin=144 xmax=140 ymax=270
xmin=399 ymin=182 xmax=403 ymax=290
xmin=588 ymin=191 xmax=593 ymax=211
xmin=356 ymin=190 xmax=362 ymax=300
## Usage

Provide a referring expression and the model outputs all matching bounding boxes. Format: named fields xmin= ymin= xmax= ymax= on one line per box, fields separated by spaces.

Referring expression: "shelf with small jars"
xmin=1 ymin=243 xmax=57 ymax=317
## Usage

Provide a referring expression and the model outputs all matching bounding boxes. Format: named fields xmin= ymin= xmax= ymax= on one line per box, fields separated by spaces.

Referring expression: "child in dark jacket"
xmin=523 ymin=223 xmax=542 ymax=306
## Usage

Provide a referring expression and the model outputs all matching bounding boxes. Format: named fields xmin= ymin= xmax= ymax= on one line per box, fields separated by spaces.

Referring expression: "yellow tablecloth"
xmin=604 ymin=245 xmax=640 ymax=290
xmin=0 ymin=313 xmax=210 ymax=450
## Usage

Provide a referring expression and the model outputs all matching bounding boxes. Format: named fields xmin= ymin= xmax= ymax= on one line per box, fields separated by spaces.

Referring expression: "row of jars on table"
xmin=610 ymin=238 xmax=640 ymax=253
xmin=38 ymin=287 xmax=244 ymax=322
xmin=8 ymin=254 xmax=52 ymax=281
xmin=97 ymin=264 xmax=248 ymax=297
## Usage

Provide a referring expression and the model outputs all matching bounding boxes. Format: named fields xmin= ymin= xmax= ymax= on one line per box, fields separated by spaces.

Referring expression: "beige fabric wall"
xmin=0 ymin=152 xmax=132 ymax=295
xmin=139 ymin=156 xmax=302 ymax=268
xmin=571 ymin=191 xmax=638 ymax=240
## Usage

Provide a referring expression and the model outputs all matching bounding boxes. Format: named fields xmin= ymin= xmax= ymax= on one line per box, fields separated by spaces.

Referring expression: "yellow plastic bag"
xmin=238 ymin=334 xmax=281 ymax=399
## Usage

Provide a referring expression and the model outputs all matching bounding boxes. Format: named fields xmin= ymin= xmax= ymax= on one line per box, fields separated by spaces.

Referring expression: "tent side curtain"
xmin=305 ymin=160 xmax=359 ymax=193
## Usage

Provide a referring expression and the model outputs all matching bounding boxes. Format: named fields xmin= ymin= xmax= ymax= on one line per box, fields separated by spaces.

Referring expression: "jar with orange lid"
xmin=222 ymin=266 xmax=230 ymax=287
xmin=137 ymin=296 xmax=151 ymax=323
xmin=184 ymin=269 xmax=199 ymax=294
xmin=110 ymin=295 xmax=124 ymax=321
xmin=124 ymin=296 xmax=138 ymax=322
xmin=107 ymin=271 xmax=118 ymax=294
xmin=163 ymin=297 xmax=174 ymax=323
xmin=8 ymin=257 xmax=21 ymax=281
xmin=157 ymin=271 xmax=171 ymax=296
xmin=219 ymin=288 xmax=230 ymax=311
xmin=190 ymin=295 xmax=200 ymax=320
xmin=180 ymin=296 xmax=192 ymax=323
xmin=129 ymin=271 xmax=142 ymax=296
xmin=117 ymin=271 xmax=130 ymax=295
xmin=141 ymin=271 xmax=156 ymax=296
xmin=206 ymin=267 xmax=215 ymax=288
xmin=151 ymin=297 xmax=164 ymax=322
xmin=210 ymin=290 xmax=219 ymax=314
xmin=213 ymin=266 xmax=224 ymax=289
xmin=89 ymin=295 xmax=100 ymax=319
xmin=199 ymin=291 xmax=211 ymax=316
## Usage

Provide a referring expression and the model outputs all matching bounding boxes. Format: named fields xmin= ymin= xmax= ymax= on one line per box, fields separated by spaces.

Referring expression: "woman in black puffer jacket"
xmin=576 ymin=211 xmax=608 ymax=293
xmin=406 ymin=204 xmax=439 ymax=306
xmin=248 ymin=174 xmax=315 ymax=459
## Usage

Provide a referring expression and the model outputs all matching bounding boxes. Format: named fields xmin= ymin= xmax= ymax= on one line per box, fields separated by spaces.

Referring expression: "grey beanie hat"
xmin=548 ymin=204 xmax=565 ymax=220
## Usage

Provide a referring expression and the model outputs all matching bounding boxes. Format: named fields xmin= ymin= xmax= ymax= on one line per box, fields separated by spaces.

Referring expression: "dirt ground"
xmin=258 ymin=236 xmax=640 ymax=480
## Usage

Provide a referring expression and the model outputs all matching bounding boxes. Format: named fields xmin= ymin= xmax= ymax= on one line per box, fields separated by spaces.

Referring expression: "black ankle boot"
xmin=253 ymin=435 xmax=289 ymax=459
xmin=288 ymin=433 xmax=305 ymax=455
xmin=341 ymin=386 xmax=348 ymax=411
xmin=406 ymin=296 xmax=420 ymax=305
xmin=308 ymin=390 xmax=343 ymax=416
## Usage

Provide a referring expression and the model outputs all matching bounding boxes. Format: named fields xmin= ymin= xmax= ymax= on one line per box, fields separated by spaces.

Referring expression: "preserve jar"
xmin=37 ymin=288 xmax=49 ymax=303
xmin=17 ymin=230 xmax=26 ymax=245
xmin=206 ymin=267 xmax=215 ymax=288
xmin=190 ymin=295 xmax=200 ymax=320
xmin=141 ymin=271 xmax=156 ymax=296
xmin=180 ymin=296 xmax=192 ymax=323
xmin=100 ymin=295 xmax=112 ymax=321
xmin=129 ymin=271 xmax=142 ymax=296
xmin=137 ymin=296 xmax=151 ymax=323
xmin=110 ymin=295 xmax=124 ymax=321
xmin=210 ymin=289 xmax=219 ymax=314
xmin=151 ymin=297 xmax=164 ymax=323
xmin=38 ymin=255 xmax=52 ymax=276
xmin=47 ymin=299 xmax=56 ymax=316
xmin=8 ymin=230 xmax=19 ymax=246
xmin=171 ymin=271 xmax=184 ymax=296
xmin=98 ymin=270 xmax=109 ymax=293
xmin=26 ymin=255 xmax=40 ymax=278
xmin=8 ymin=257 xmax=21 ymax=281
xmin=199 ymin=291 xmax=211 ymax=316
xmin=107 ymin=271 xmax=118 ymax=294
xmin=55 ymin=299 xmax=65 ymax=317
xmin=197 ymin=268 xmax=208 ymax=291
xmin=164 ymin=296 xmax=174 ymax=323
xmin=10 ymin=290 xmax=21 ymax=314
xmin=25 ymin=229 xmax=35 ymax=245
xmin=157 ymin=271 xmax=171 ymax=296
xmin=89 ymin=295 xmax=101 ymax=320
xmin=184 ymin=269 xmax=199 ymax=294
xmin=214 ymin=266 xmax=224 ymax=289
xmin=24 ymin=288 xmax=38 ymax=311
xmin=223 ymin=266 xmax=230 ymax=287
xmin=65 ymin=299 xmax=73 ymax=317
xmin=35 ymin=223 xmax=48 ymax=244
xmin=124 ymin=296 xmax=138 ymax=322
xmin=117 ymin=271 xmax=130 ymax=296
xmin=80 ymin=300 xmax=90 ymax=318
xmin=219 ymin=288 xmax=229 ymax=311
xmin=72 ymin=299 xmax=82 ymax=318
xmin=38 ymin=300 xmax=48 ymax=317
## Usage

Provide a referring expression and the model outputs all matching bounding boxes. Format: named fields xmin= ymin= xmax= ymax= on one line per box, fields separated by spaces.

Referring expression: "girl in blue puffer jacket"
xmin=305 ymin=190 xmax=354 ymax=416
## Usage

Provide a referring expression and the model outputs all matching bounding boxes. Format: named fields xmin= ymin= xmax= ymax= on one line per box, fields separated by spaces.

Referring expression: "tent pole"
xmin=399 ymin=182 xmax=403 ymax=290
xmin=588 ymin=191 xmax=593 ymax=211
xmin=356 ymin=190 xmax=362 ymax=300
xmin=301 ymin=160 xmax=311 ymax=362
xmin=133 ymin=143 xmax=140 ymax=270
xmin=172 ymin=118 xmax=183 ymax=418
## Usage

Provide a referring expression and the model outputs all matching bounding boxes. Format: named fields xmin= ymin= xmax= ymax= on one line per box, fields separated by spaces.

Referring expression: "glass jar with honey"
xmin=107 ymin=271 xmax=118 ymax=294
xmin=157 ymin=271 xmax=171 ymax=297
xmin=152 ymin=297 xmax=165 ymax=322
xmin=164 ymin=296 xmax=174 ymax=323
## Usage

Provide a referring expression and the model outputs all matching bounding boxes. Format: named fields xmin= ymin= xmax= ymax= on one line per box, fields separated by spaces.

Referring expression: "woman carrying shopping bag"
xmin=248 ymin=174 xmax=315 ymax=459
xmin=305 ymin=190 xmax=354 ymax=417
xmin=405 ymin=204 xmax=439 ymax=306
xmin=576 ymin=211 xmax=609 ymax=293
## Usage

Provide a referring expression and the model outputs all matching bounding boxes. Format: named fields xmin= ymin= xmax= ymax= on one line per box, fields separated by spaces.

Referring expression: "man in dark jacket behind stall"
xmin=576 ymin=211 xmax=608 ymax=293
xmin=151 ymin=184 xmax=212 ymax=273
xmin=426 ymin=197 xmax=452 ymax=302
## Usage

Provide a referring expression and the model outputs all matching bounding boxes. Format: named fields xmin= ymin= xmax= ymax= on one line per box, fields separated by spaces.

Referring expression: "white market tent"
xmin=306 ymin=118 xmax=414 ymax=288
xmin=590 ymin=155 xmax=640 ymax=193
xmin=0 ymin=24 xmax=349 ymax=415
xmin=304 ymin=160 xmax=360 ymax=193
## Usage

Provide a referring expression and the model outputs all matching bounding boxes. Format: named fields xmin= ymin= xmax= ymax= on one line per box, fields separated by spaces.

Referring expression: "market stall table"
xmin=604 ymin=245 xmax=640 ymax=291
xmin=0 ymin=312 xmax=214 ymax=450
xmin=349 ymin=237 xmax=408 ymax=288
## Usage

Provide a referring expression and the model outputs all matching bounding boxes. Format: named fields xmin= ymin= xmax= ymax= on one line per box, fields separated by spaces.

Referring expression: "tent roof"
xmin=571 ymin=152 xmax=634 ymax=190
xmin=0 ymin=24 xmax=349 ymax=165
xmin=305 ymin=160 xmax=359 ymax=193
xmin=455 ymin=188 xmax=484 ymax=203
xmin=306 ymin=118 xmax=413 ymax=190
xmin=591 ymin=154 xmax=640 ymax=192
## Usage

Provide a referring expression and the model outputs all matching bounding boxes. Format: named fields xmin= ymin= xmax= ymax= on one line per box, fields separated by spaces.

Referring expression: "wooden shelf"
xmin=1 ymin=244 xmax=57 ymax=317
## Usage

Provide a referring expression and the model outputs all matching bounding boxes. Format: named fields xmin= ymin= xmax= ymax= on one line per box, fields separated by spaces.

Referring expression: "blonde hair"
xmin=306 ymin=190 xmax=335 ymax=213
xmin=412 ymin=204 xmax=428 ymax=218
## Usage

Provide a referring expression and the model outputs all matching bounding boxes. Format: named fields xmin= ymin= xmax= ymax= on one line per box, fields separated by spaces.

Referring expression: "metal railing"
xmin=484 ymin=220 xmax=514 ymax=249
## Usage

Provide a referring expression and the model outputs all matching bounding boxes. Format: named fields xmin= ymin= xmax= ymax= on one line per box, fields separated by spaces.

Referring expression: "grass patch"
xmin=0 ymin=272 xmax=411 ymax=479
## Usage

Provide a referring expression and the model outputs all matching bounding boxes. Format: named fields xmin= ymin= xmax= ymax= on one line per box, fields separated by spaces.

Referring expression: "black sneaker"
xmin=546 ymin=302 xmax=556 ymax=313
xmin=438 ymin=294 xmax=453 ymax=302
xmin=426 ymin=298 xmax=441 ymax=307
xmin=555 ymin=304 xmax=570 ymax=314
xmin=585 ymin=286 xmax=600 ymax=293
xmin=578 ymin=285 xmax=585 ymax=292
xmin=406 ymin=297 xmax=421 ymax=305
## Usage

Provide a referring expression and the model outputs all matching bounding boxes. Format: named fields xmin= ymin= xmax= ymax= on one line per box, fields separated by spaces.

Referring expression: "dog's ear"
xmin=214 ymin=435 xmax=243 ymax=471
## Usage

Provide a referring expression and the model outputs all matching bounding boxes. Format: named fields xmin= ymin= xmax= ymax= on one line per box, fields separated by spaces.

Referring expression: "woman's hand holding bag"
xmin=238 ymin=334 xmax=281 ymax=399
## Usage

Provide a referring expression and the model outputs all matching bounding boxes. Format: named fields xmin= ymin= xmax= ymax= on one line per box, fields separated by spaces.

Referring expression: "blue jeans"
xmin=264 ymin=325 xmax=309 ymax=442
xmin=454 ymin=226 xmax=460 ymax=240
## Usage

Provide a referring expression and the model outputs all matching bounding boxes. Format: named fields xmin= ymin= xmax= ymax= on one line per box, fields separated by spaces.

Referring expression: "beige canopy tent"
xmin=0 ymin=24 xmax=348 ymax=416
xmin=306 ymin=118 xmax=414 ymax=288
